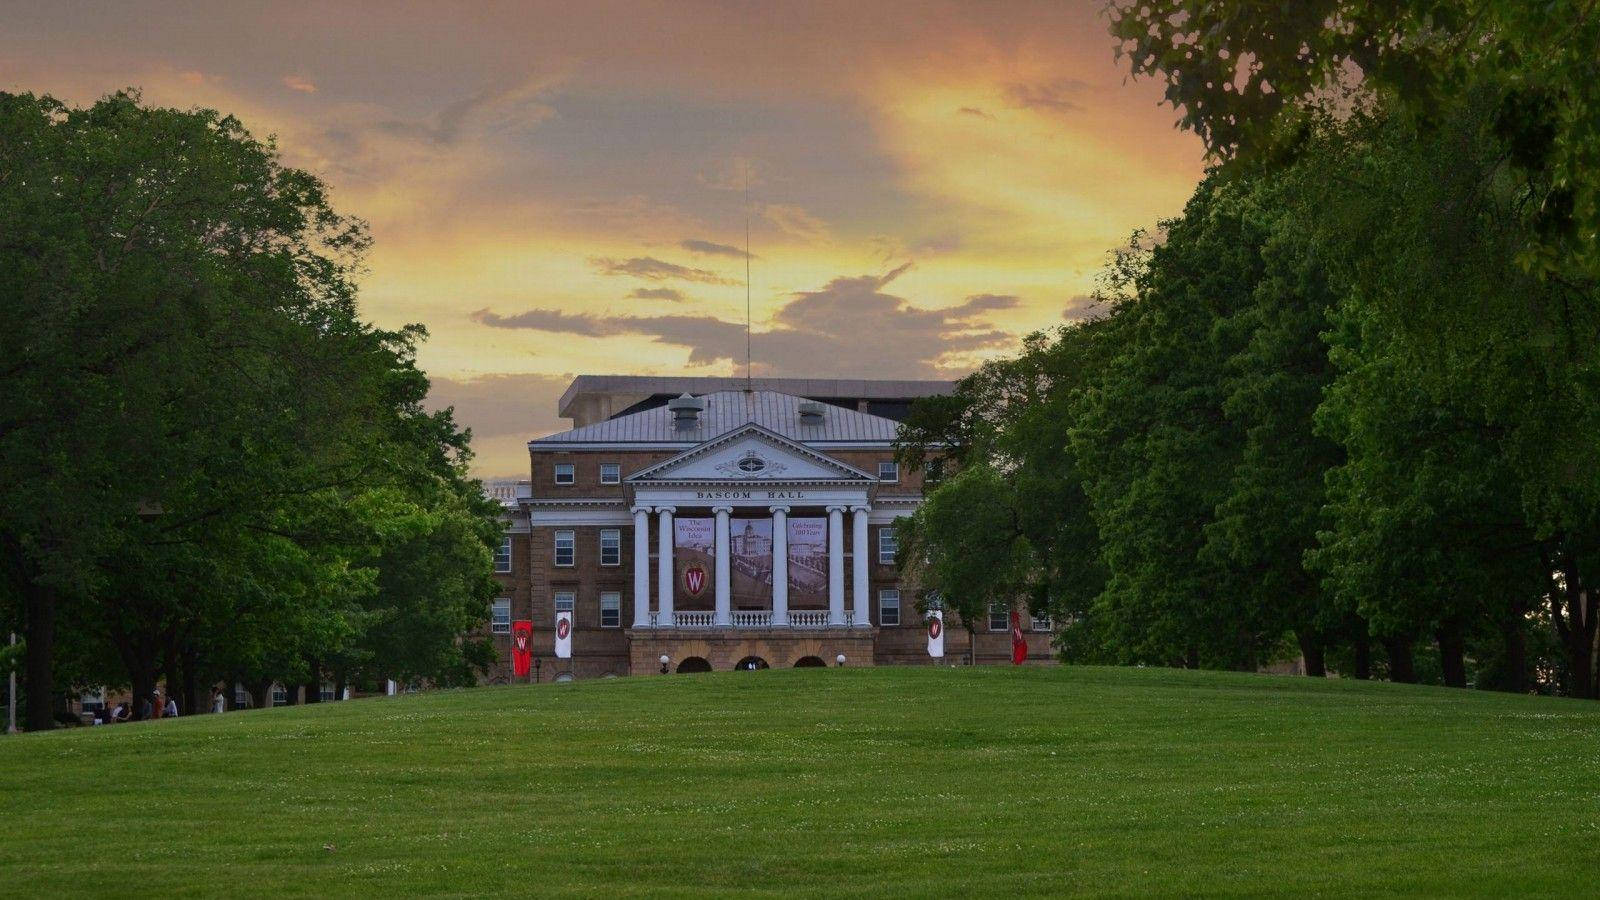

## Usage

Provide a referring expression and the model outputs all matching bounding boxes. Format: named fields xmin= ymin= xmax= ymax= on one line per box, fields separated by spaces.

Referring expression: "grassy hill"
xmin=4 ymin=666 xmax=1600 ymax=897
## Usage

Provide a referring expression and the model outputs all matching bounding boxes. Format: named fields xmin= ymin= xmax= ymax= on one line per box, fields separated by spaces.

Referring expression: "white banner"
xmin=554 ymin=610 xmax=572 ymax=659
xmin=927 ymin=609 xmax=944 ymax=659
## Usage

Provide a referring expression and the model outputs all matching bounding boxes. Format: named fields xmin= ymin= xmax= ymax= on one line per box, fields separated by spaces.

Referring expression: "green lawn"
xmin=4 ymin=666 xmax=1600 ymax=897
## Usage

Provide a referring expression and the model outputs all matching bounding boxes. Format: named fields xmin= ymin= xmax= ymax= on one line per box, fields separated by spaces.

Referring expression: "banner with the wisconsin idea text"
xmin=673 ymin=517 xmax=714 ymax=604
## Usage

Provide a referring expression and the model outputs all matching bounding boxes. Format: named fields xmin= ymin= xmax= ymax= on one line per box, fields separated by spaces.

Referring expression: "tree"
xmin=897 ymin=466 xmax=1036 ymax=661
xmin=0 ymin=90 xmax=500 ymax=727
xmin=1107 ymin=0 xmax=1600 ymax=277
xmin=1070 ymin=178 xmax=1279 ymax=669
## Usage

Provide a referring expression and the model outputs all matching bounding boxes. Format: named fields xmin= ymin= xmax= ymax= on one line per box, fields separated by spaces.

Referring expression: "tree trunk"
xmin=1184 ymin=646 xmax=1200 ymax=670
xmin=1383 ymin=636 xmax=1416 ymax=684
xmin=130 ymin=664 xmax=156 ymax=721
xmin=1500 ymin=616 xmax=1528 ymax=694
xmin=1352 ymin=622 xmax=1372 ymax=680
xmin=1436 ymin=622 xmax=1467 ymax=688
xmin=303 ymin=656 xmax=321 ymax=704
xmin=22 ymin=579 xmax=55 ymax=731
xmin=1296 ymin=629 xmax=1326 ymax=677
xmin=332 ymin=670 xmax=347 ymax=702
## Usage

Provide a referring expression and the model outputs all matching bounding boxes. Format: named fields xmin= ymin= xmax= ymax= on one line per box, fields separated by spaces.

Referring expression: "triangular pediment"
xmin=627 ymin=424 xmax=876 ymax=483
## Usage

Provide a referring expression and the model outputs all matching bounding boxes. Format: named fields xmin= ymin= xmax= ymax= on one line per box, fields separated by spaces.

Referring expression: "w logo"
xmin=683 ymin=565 xmax=707 ymax=597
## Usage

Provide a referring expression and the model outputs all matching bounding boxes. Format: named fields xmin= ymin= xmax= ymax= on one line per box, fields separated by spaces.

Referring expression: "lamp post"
xmin=533 ymin=657 xmax=541 ymax=684
xmin=659 ymin=654 xmax=670 ymax=675
xmin=835 ymin=654 xmax=846 ymax=667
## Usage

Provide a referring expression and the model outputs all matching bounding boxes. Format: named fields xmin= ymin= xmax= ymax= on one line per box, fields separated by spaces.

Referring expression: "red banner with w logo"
xmin=1010 ymin=609 xmax=1027 ymax=665
xmin=511 ymin=620 xmax=533 ymax=678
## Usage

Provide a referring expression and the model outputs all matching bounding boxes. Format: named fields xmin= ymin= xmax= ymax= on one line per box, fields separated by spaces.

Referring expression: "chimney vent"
xmin=798 ymin=400 xmax=826 ymax=424
xmin=667 ymin=393 xmax=705 ymax=430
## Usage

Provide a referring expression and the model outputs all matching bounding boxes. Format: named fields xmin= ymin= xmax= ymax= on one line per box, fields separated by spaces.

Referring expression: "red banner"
xmin=1010 ymin=609 xmax=1027 ymax=665
xmin=511 ymin=620 xmax=533 ymax=678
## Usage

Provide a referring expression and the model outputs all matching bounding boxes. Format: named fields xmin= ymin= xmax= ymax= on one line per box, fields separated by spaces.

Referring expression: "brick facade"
xmin=484 ymin=385 xmax=1055 ymax=680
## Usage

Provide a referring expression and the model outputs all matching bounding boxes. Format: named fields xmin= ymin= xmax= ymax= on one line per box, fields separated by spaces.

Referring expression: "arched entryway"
xmin=676 ymin=656 xmax=712 ymax=674
xmin=735 ymin=656 xmax=769 ymax=671
xmin=793 ymin=655 xmax=826 ymax=668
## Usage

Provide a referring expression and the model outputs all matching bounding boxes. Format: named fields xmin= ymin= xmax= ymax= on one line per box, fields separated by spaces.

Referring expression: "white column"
xmin=770 ymin=506 xmax=790 ymax=626
xmin=851 ymin=505 xmax=871 ymax=627
xmin=713 ymin=505 xmax=733 ymax=626
xmin=827 ymin=505 xmax=846 ymax=626
xmin=632 ymin=506 xmax=651 ymax=627
xmin=656 ymin=506 xmax=675 ymax=627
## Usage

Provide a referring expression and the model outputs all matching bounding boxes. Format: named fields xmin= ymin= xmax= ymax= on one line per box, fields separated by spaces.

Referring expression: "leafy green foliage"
xmin=0 ymin=91 xmax=503 ymax=726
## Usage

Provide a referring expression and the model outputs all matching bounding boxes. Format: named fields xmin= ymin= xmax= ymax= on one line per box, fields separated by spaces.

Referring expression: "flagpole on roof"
xmin=744 ymin=160 xmax=753 ymax=393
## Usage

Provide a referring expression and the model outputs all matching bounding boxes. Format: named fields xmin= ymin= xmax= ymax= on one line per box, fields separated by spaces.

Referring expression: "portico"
xmin=624 ymin=421 xmax=879 ymax=631
xmin=628 ymin=495 xmax=874 ymax=630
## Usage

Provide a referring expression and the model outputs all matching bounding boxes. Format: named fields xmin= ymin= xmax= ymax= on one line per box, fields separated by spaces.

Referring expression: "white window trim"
xmin=599 ymin=463 xmax=621 ymax=484
xmin=877 ymin=528 xmax=898 ymax=565
xmin=491 ymin=598 xmax=512 ymax=634
xmin=553 ymin=463 xmax=575 ymax=485
xmin=599 ymin=591 xmax=621 ymax=627
xmin=878 ymin=460 xmax=900 ymax=483
xmin=554 ymin=529 xmax=576 ymax=567
xmin=1031 ymin=613 xmax=1052 ymax=632
xmin=494 ymin=536 xmax=512 ymax=573
xmin=988 ymin=603 xmax=1009 ymax=632
xmin=599 ymin=528 xmax=622 ymax=567
xmin=879 ymin=589 xmax=901 ymax=627
xmin=554 ymin=591 xmax=576 ymax=613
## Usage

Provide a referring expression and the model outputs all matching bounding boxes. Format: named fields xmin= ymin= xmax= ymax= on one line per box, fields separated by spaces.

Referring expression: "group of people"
xmin=96 ymin=687 xmax=227 ymax=724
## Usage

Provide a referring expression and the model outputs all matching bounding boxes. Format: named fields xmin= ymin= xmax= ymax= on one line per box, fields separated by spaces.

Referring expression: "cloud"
xmin=950 ymin=293 xmax=1020 ymax=316
xmin=957 ymin=106 xmax=994 ymax=119
xmin=679 ymin=238 xmax=753 ymax=259
xmin=627 ymin=287 xmax=686 ymax=302
xmin=1061 ymin=293 xmax=1101 ymax=321
xmin=762 ymin=204 xmax=831 ymax=244
xmin=374 ymin=74 xmax=559 ymax=146
xmin=1003 ymin=79 xmax=1089 ymax=114
xmin=470 ymin=264 xmax=1015 ymax=378
xmin=589 ymin=256 xmax=737 ymax=284
xmin=281 ymin=74 xmax=318 ymax=94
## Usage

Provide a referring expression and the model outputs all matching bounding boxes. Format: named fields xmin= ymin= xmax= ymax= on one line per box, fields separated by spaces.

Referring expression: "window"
xmin=600 ymin=591 xmax=621 ymax=627
xmin=271 ymin=684 xmax=288 ymax=706
xmin=879 ymin=589 xmax=901 ymax=626
xmin=553 ymin=463 xmax=575 ymax=485
xmin=554 ymin=591 xmax=575 ymax=613
xmin=319 ymin=683 xmax=337 ymax=702
xmin=491 ymin=598 xmax=511 ymax=634
xmin=988 ymin=603 xmax=1009 ymax=632
xmin=600 ymin=463 xmax=621 ymax=484
xmin=494 ymin=536 xmax=512 ymax=573
xmin=599 ymin=528 xmax=621 ymax=566
xmin=878 ymin=527 xmax=898 ymax=565
xmin=1031 ymin=610 xmax=1052 ymax=632
xmin=878 ymin=460 xmax=900 ymax=483
xmin=234 ymin=685 xmax=249 ymax=707
xmin=80 ymin=688 xmax=106 ymax=712
xmin=554 ymin=530 xmax=575 ymax=566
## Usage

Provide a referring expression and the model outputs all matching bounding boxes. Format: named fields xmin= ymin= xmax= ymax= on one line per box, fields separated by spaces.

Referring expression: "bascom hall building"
xmin=484 ymin=375 xmax=1056 ymax=680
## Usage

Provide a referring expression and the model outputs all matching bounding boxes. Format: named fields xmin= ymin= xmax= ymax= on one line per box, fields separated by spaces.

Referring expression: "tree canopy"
xmin=1 ymin=91 xmax=503 ymax=728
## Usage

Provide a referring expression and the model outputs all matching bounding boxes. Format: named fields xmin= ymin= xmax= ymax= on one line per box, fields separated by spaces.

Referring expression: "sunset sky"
xmin=2 ymin=1 xmax=1205 ymax=476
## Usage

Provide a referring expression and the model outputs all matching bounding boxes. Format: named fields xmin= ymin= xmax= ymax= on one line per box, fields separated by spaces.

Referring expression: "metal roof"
xmin=557 ymin=374 xmax=953 ymax=419
xmin=531 ymin=390 xmax=903 ymax=445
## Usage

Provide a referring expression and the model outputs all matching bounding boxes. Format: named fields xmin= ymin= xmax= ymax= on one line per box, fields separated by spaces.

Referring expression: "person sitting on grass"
xmin=164 ymin=696 xmax=178 ymax=718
